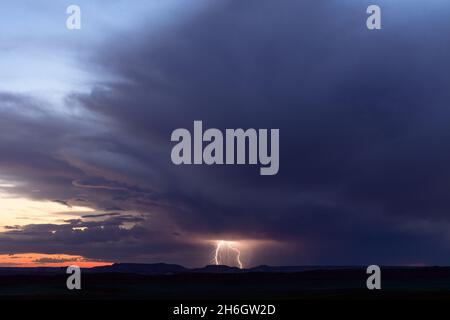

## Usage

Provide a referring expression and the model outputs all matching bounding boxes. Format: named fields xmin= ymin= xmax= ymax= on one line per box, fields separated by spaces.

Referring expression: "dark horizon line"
xmin=0 ymin=262 xmax=445 ymax=270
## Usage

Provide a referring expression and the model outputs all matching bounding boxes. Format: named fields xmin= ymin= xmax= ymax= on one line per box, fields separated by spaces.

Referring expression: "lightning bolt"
xmin=213 ymin=240 xmax=243 ymax=269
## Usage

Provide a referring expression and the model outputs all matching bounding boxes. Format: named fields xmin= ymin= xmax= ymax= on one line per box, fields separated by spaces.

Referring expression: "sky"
xmin=1 ymin=0 xmax=450 ymax=268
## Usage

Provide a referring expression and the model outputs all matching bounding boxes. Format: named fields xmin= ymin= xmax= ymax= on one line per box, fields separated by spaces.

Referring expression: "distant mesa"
xmin=0 ymin=263 xmax=366 ymax=276
xmin=89 ymin=263 xmax=187 ymax=274
xmin=88 ymin=263 xmax=361 ymax=274
xmin=191 ymin=265 xmax=243 ymax=273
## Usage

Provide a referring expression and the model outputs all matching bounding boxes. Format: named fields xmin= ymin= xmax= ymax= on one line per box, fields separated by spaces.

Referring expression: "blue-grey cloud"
xmin=1 ymin=0 xmax=450 ymax=266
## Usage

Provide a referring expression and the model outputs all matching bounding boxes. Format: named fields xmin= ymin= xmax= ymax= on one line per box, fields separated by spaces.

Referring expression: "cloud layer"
xmin=1 ymin=1 xmax=450 ymax=266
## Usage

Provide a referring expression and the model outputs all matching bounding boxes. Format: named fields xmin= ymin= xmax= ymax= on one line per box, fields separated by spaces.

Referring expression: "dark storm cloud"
xmin=0 ymin=214 xmax=208 ymax=265
xmin=82 ymin=212 xmax=120 ymax=218
xmin=0 ymin=92 xmax=166 ymax=213
xmin=2 ymin=0 xmax=450 ymax=265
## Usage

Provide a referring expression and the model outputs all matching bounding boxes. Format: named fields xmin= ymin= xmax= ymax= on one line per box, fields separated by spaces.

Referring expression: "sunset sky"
xmin=1 ymin=0 xmax=450 ymax=268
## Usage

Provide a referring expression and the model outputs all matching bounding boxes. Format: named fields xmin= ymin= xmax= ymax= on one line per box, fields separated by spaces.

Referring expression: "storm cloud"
xmin=1 ymin=0 xmax=450 ymax=266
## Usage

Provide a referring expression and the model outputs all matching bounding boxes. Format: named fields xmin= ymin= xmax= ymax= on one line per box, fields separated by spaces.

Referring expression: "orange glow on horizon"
xmin=0 ymin=253 xmax=112 ymax=268
xmin=0 ymin=191 xmax=95 ymax=231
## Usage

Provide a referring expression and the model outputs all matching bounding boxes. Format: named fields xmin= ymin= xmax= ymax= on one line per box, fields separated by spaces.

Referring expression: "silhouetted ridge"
xmin=248 ymin=265 xmax=363 ymax=273
xmin=90 ymin=263 xmax=187 ymax=274
xmin=0 ymin=264 xmax=366 ymax=276
xmin=192 ymin=265 xmax=243 ymax=273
